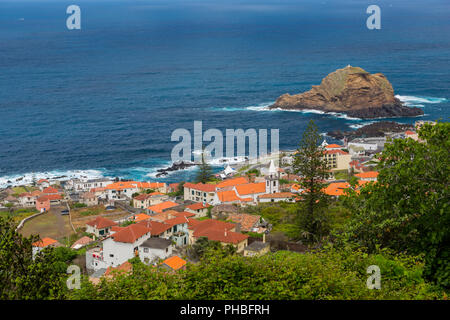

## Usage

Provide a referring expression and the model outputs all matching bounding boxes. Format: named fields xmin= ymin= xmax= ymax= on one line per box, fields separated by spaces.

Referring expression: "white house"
xmin=102 ymin=224 xmax=151 ymax=268
xmin=73 ymin=179 xmax=114 ymax=192
xmin=85 ymin=216 xmax=118 ymax=238
xmin=138 ymin=237 xmax=173 ymax=265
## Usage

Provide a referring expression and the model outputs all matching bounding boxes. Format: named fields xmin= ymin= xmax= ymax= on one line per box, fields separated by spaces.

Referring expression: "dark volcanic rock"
xmin=327 ymin=121 xmax=414 ymax=140
xmin=269 ymin=66 xmax=424 ymax=119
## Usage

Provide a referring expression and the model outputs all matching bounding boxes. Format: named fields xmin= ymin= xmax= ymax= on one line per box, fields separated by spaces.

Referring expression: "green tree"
xmin=0 ymin=217 xmax=67 ymax=299
xmin=195 ymin=150 xmax=214 ymax=184
xmin=343 ymin=122 xmax=450 ymax=288
xmin=293 ymin=120 xmax=331 ymax=242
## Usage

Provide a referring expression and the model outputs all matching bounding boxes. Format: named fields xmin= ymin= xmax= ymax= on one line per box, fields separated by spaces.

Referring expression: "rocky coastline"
xmin=327 ymin=121 xmax=414 ymax=140
xmin=269 ymin=66 xmax=424 ymax=119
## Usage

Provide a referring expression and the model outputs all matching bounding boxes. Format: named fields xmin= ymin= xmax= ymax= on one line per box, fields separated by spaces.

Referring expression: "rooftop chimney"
xmin=224 ymin=230 xmax=227 ymax=237
xmin=263 ymin=233 xmax=266 ymax=243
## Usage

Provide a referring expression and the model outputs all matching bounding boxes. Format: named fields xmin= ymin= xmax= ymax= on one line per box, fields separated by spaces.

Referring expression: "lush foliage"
xmin=0 ymin=217 xmax=67 ymax=299
xmin=342 ymin=122 xmax=449 ymax=288
xmin=68 ymin=246 xmax=444 ymax=300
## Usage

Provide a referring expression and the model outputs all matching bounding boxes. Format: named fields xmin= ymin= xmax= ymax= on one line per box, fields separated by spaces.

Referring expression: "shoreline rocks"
xmin=155 ymin=161 xmax=197 ymax=177
xmin=327 ymin=121 xmax=414 ymax=140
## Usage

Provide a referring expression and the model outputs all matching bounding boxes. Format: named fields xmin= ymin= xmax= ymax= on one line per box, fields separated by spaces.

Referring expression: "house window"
xmin=166 ymin=248 xmax=168 ymax=253
xmin=143 ymin=248 xmax=149 ymax=253
xmin=110 ymin=254 xmax=114 ymax=257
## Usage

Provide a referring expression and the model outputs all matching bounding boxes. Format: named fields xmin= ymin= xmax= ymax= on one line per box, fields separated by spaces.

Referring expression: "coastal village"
xmin=0 ymin=120 xmax=433 ymax=282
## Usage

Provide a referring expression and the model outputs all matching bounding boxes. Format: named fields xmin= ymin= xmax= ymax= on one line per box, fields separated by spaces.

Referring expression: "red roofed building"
xmin=188 ymin=218 xmax=248 ymax=252
xmin=183 ymin=182 xmax=217 ymax=204
xmin=86 ymin=216 xmax=118 ymax=237
xmin=355 ymin=171 xmax=379 ymax=182
xmin=323 ymin=149 xmax=352 ymax=172
xmin=147 ymin=201 xmax=179 ymax=214
xmin=163 ymin=256 xmax=187 ymax=271
xmin=43 ymin=186 xmax=59 ymax=195
xmin=185 ymin=202 xmax=211 ymax=217
xmin=32 ymin=237 xmax=61 ymax=257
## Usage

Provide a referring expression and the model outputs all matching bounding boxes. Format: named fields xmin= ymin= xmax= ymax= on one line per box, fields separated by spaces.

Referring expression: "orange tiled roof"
xmin=86 ymin=216 xmax=118 ymax=229
xmin=184 ymin=182 xmax=217 ymax=192
xmin=216 ymin=177 xmax=248 ymax=189
xmin=37 ymin=179 xmax=48 ymax=184
xmin=33 ymin=237 xmax=58 ymax=248
xmin=111 ymin=224 xmax=150 ymax=243
xmin=147 ymin=201 xmax=178 ymax=213
xmin=216 ymin=190 xmax=243 ymax=203
xmin=325 ymin=144 xmax=343 ymax=149
xmin=405 ymin=130 xmax=416 ymax=135
xmin=355 ymin=171 xmax=379 ymax=179
xmin=163 ymin=256 xmax=186 ymax=271
xmin=134 ymin=213 xmax=151 ymax=222
xmin=235 ymin=183 xmax=266 ymax=196
xmin=323 ymin=182 xmax=351 ymax=196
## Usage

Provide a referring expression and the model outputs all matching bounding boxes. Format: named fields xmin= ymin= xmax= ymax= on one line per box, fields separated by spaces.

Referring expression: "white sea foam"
xmin=396 ymin=95 xmax=447 ymax=106
xmin=0 ymin=169 xmax=106 ymax=189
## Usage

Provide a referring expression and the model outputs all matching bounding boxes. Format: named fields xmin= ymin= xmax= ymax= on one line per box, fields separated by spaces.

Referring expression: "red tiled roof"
xmin=37 ymin=179 xmax=48 ymax=184
xmin=228 ymin=213 xmax=260 ymax=232
xmin=86 ymin=216 xmax=118 ymax=229
xmin=138 ymin=220 xmax=172 ymax=236
xmin=165 ymin=216 xmax=189 ymax=227
xmin=190 ymin=219 xmax=235 ymax=235
xmin=37 ymin=194 xmax=62 ymax=202
xmin=70 ymin=236 xmax=93 ymax=249
xmin=196 ymin=229 xmax=248 ymax=244
xmin=111 ymin=224 xmax=150 ymax=243
xmin=186 ymin=202 xmax=210 ymax=210
xmin=43 ymin=187 xmax=59 ymax=194
xmin=134 ymin=194 xmax=151 ymax=201
xmin=105 ymin=261 xmax=133 ymax=277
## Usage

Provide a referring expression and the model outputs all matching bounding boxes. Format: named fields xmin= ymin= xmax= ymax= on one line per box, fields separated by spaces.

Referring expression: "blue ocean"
xmin=0 ymin=0 xmax=449 ymax=187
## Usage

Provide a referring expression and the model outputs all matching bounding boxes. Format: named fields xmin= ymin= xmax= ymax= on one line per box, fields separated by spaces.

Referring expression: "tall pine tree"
xmin=195 ymin=149 xmax=214 ymax=184
xmin=293 ymin=120 xmax=331 ymax=242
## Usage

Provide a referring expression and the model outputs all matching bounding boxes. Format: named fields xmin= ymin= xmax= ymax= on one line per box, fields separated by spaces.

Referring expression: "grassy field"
xmin=20 ymin=206 xmax=74 ymax=241
xmin=71 ymin=205 xmax=130 ymax=230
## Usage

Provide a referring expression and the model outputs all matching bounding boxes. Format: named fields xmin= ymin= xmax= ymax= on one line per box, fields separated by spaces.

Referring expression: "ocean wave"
xmin=0 ymin=169 xmax=106 ymax=189
xmin=396 ymin=95 xmax=447 ymax=106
